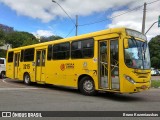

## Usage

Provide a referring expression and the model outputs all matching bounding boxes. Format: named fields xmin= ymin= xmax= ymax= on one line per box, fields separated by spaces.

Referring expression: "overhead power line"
xmin=147 ymin=0 xmax=160 ymax=4
xmin=64 ymin=0 xmax=160 ymax=37
xmin=78 ymin=5 xmax=143 ymax=27
xmin=65 ymin=26 xmax=76 ymax=38
xmin=78 ymin=0 xmax=160 ymax=27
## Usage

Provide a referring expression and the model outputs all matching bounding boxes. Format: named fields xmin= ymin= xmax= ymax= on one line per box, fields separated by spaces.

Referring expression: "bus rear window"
xmin=8 ymin=51 xmax=14 ymax=63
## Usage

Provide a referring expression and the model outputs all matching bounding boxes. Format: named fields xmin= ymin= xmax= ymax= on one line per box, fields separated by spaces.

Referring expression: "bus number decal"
xmin=23 ymin=64 xmax=30 ymax=69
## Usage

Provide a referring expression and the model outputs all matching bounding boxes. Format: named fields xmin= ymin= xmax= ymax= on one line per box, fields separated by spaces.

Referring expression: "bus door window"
xmin=99 ymin=41 xmax=108 ymax=88
xmin=110 ymin=40 xmax=119 ymax=90
xmin=42 ymin=50 xmax=46 ymax=66
xmin=110 ymin=40 xmax=119 ymax=76
xmin=100 ymin=42 xmax=108 ymax=76
xmin=14 ymin=53 xmax=20 ymax=67
xmin=36 ymin=51 xmax=41 ymax=66
xmin=14 ymin=54 xmax=18 ymax=66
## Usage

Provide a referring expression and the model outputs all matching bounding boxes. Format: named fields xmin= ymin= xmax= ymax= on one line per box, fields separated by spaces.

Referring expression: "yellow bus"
xmin=6 ymin=27 xmax=151 ymax=95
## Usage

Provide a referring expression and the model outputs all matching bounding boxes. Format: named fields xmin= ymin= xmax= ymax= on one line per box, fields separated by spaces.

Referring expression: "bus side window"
xmin=53 ymin=42 xmax=70 ymax=60
xmin=47 ymin=45 xmax=52 ymax=60
xmin=20 ymin=50 xmax=24 ymax=62
xmin=8 ymin=51 xmax=14 ymax=63
xmin=71 ymin=38 xmax=94 ymax=59
xmin=71 ymin=41 xmax=83 ymax=58
xmin=82 ymin=39 xmax=94 ymax=58
xmin=24 ymin=48 xmax=34 ymax=62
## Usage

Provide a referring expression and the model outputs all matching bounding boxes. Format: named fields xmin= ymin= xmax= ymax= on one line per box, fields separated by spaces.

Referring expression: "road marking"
xmin=1 ymin=79 xmax=39 ymax=91
xmin=2 ymin=78 xmax=24 ymax=87
xmin=2 ymin=79 xmax=8 ymax=84
xmin=0 ymin=88 xmax=39 ymax=91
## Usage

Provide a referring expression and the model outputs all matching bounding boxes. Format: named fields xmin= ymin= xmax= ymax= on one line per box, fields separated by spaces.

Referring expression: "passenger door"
xmin=36 ymin=49 xmax=46 ymax=82
xmin=99 ymin=39 xmax=119 ymax=90
xmin=14 ymin=52 xmax=20 ymax=79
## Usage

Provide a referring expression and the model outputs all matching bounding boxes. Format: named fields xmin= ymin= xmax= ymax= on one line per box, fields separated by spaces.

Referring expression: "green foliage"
xmin=40 ymin=35 xmax=63 ymax=43
xmin=151 ymin=80 xmax=160 ymax=88
xmin=0 ymin=49 xmax=6 ymax=58
xmin=0 ymin=29 xmax=5 ymax=46
xmin=5 ymin=31 xmax=39 ymax=48
xmin=148 ymin=35 xmax=160 ymax=68
xmin=0 ymin=24 xmax=63 ymax=49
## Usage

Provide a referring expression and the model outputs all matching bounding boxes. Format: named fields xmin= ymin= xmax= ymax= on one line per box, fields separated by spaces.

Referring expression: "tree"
xmin=148 ymin=35 xmax=160 ymax=68
xmin=0 ymin=49 xmax=6 ymax=58
xmin=0 ymin=29 xmax=5 ymax=46
xmin=40 ymin=35 xmax=63 ymax=43
xmin=5 ymin=31 xmax=39 ymax=48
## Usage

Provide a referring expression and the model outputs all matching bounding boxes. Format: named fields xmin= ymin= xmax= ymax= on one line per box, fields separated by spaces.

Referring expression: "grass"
xmin=151 ymin=80 xmax=160 ymax=88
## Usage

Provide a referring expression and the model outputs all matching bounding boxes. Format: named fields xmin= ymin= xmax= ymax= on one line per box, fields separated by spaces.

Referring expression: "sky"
xmin=0 ymin=0 xmax=160 ymax=41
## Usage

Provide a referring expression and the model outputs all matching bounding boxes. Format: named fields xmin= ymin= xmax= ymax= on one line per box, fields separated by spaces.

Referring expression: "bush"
xmin=151 ymin=80 xmax=160 ymax=88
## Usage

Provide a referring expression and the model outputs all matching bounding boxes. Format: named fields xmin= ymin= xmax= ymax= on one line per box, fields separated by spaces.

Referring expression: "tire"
xmin=0 ymin=72 xmax=5 ymax=79
xmin=24 ymin=73 xmax=31 ymax=85
xmin=79 ymin=76 xmax=96 ymax=96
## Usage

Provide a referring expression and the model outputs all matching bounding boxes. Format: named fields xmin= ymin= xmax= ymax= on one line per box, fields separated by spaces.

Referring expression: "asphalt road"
xmin=151 ymin=76 xmax=160 ymax=80
xmin=0 ymin=78 xmax=160 ymax=120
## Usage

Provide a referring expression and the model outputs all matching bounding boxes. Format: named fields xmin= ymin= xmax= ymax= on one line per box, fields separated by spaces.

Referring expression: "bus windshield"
xmin=124 ymin=38 xmax=150 ymax=69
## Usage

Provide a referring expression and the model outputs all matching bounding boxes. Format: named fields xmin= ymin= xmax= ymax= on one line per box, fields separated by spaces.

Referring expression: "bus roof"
xmin=7 ymin=27 xmax=143 ymax=51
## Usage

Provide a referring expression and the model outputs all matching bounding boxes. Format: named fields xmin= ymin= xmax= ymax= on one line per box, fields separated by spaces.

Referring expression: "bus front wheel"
xmin=79 ymin=76 xmax=96 ymax=96
xmin=24 ymin=73 xmax=31 ymax=85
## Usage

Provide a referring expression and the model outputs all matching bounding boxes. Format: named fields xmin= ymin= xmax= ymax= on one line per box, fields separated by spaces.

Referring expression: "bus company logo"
xmin=65 ymin=63 xmax=74 ymax=69
xmin=2 ymin=112 xmax=11 ymax=117
xmin=60 ymin=64 xmax=65 ymax=71
xmin=60 ymin=63 xmax=74 ymax=71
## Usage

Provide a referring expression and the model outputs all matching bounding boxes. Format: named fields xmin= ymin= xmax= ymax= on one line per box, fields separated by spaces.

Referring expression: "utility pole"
xmin=76 ymin=15 xmax=78 ymax=36
xmin=142 ymin=2 xmax=147 ymax=34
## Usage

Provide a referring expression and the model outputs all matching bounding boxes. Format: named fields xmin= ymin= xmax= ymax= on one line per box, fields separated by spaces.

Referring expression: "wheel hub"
xmin=83 ymin=80 xmax=93 ymax=91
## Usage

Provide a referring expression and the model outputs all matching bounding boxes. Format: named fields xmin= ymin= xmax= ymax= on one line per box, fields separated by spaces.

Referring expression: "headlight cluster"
xmin=124 ymin=75 xmax=136 ymax=84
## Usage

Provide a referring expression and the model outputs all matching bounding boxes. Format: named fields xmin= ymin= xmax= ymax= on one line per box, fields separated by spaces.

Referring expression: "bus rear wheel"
xmin=24 ymin=73 xmax=31 ymax=85
xmin=79 ymin=76 xmax=96 ymax=96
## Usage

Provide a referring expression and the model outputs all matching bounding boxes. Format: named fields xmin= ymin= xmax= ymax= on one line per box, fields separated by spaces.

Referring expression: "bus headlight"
xmin=124 ymin=75 xmax=136 ymax=84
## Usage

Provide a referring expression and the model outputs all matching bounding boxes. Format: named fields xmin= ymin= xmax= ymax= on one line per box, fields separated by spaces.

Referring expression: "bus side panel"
xmin=45 ymin=60 xmax=77 ymax=87
xmin=45 ymin=40 xmax=98 ymax=89
xmin=18 ymin=61 xmax=24 ymax=81
xmin=19 ymin=62 xmax=35 ymax=82
xmin=45 ymin=58 xmax=98 ymax=89
xmin=6 ymin=63 xmax=14 ymax=79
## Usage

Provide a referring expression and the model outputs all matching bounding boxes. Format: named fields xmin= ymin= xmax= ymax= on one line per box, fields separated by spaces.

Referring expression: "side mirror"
xmin=124 ymin=39 xmax=129 ymax=49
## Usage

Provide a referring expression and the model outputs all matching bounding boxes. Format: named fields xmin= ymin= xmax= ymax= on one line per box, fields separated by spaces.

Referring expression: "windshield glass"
xmin=124 ymin=38 xmax=150 ymax=69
